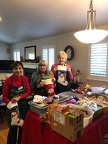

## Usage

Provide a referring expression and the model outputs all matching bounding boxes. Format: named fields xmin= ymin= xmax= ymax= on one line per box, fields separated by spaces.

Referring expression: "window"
xmin=42 ymin=45 xmax=55 ymax=70
xmin=88 ymin=43 xmax=108 ymax=81
xmin=13 ymin=50 xmax=20 ymax=61
xmin=28 ymin=54 xmax=34 ymax=59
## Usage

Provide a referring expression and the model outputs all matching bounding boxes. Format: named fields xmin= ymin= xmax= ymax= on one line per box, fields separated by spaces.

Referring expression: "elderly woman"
xmin=51 ymin=51 xmax=73 ymax=94
xmin=30 ymin=60 xmax=55 ymax=96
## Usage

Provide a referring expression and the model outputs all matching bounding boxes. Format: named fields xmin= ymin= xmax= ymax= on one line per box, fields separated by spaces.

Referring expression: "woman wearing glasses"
xmin=30 ymin=60 xmax=55 ymax=96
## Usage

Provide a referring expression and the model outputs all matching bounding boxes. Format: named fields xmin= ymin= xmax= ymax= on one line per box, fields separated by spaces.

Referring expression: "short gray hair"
xmin=57 ymin=51 xmax=67 ymax=60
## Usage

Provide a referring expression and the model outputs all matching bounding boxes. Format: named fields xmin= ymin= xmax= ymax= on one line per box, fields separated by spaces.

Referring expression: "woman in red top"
xmin=2 ymin=61 xmax=30 ymax=144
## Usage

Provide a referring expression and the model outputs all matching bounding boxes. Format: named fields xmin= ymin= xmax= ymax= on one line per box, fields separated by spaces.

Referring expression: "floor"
xmin=0 ymin=112 xmax=108 ymax=144
xmin=0 ymin=114 xmax=8 ymax=144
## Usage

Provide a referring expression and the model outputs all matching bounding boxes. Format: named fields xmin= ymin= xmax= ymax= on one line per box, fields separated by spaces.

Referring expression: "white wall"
xmin=10 ymin=24 xmax=108 ymax=86
xmin=0 ymin=42 xmax=11 ymax=60
xmin=11 ymin=31 xmax=88 ymax=81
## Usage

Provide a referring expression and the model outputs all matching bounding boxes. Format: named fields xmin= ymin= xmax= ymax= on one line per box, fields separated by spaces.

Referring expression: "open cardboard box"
xmin=67 ymin=104 xmax=94 ymax=128
xmin=51 ymin=109 xmax=83 ymax=142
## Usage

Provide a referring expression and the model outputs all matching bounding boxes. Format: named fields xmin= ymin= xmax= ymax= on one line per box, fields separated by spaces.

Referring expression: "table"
xmin=21 ymin=110 xmax=108 ymax=144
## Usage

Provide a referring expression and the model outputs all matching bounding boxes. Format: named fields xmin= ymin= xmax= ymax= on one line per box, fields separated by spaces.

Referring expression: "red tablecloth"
xmin=21 ymin=110 xmax=108 ymax=144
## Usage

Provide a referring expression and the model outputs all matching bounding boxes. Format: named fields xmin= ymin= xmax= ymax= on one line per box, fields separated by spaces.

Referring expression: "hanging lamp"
xmin=74 ymin=0 xmax=108 ymax=44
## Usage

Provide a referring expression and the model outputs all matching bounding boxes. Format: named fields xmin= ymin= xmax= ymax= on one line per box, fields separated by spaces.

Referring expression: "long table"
xmin=21 ymin=110 xmax=108 ymax=144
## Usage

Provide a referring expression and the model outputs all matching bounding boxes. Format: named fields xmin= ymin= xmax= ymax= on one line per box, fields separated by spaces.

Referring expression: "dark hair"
xmin=11 ymin=61 xmax=23 ymax=70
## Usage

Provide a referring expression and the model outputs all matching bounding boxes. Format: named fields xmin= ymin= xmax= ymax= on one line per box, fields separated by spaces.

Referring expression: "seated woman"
xmin=30 ymin=60 xmax=55 ymax=96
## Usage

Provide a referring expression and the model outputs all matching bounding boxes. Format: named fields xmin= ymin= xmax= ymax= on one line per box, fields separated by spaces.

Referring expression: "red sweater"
xmin=2 ymin=75 xmax=30 ymax=104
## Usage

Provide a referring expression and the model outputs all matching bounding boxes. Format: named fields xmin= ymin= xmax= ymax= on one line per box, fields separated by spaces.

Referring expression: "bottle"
xmin=48 ymin=71 xmax=54 ymax=79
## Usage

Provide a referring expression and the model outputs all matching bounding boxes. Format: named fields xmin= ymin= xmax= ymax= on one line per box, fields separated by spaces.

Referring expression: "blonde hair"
xmin=37 ymin=60 xmax=49 ymax=75
xmin=57 ymin=51 xmax=67 ymax=60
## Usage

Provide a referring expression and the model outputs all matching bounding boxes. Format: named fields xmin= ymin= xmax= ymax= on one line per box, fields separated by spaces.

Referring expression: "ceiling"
xmin=0 ymin=0 xmax=108 ymax=44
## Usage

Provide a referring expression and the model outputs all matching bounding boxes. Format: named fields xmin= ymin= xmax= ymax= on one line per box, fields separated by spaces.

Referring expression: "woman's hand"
xmin=11 ymin=96 xmax=21 ymax=103
xmin=37 ymin=81 xmax=45 ymax=88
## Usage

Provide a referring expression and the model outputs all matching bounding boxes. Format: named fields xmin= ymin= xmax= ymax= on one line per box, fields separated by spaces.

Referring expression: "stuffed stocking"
xmin=7 ymin=101 xmax=24 ymax=127
xmin=42 ymin=79 xmax=56 ymax=97
xmin=57 ymin=65 xmax=68 ymax=86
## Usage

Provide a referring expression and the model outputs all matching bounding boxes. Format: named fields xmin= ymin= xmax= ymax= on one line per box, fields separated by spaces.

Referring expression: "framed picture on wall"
xmin=24 ymin=45 xmax=36 ymax=62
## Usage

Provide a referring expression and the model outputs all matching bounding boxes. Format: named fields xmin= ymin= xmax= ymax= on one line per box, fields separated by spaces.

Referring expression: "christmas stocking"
xmin=57 ymin=65 xmax=68 ymax=86
xmin=43 ymin=79 xmax=56 ymax=97
xmin=7 ymin=101 xmax=24 ymax=127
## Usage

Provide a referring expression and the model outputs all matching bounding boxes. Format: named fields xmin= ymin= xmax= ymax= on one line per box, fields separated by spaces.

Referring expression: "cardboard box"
xmin=68 ymin=104 xmax=94 ymax=128
xmin=46 ymin=103 xmax=68 ymax=124
xmin=92 ymin=106 xmax=103 ymax=120
xmin=95 ymin=93 xmax=108 ymax=101
xmin=91 ymin=94 xmax=108 ymax=114
xmin=51 ymin=110 xmax=83 ymax=142
xmin=103 ymin=107 xmax=108 ymax=114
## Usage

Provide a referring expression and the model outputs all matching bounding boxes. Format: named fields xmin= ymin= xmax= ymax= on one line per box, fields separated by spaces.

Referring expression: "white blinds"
xmin=13 ymin=50 xmax=20 ymax=61
xmin=49 ymin=48 xmax=54 ymax=70
xmin=90 ymin=43 xmax=107 ymax=77
xmin=42 ymin=47 xmax=54 ymax=70
xmin=42 ymin=49 xmax=47 ymax=62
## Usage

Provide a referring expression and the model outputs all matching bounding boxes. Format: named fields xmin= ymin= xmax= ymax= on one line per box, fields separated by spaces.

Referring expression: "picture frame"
xmin=24 ymin=45 xmax=36 ymax=62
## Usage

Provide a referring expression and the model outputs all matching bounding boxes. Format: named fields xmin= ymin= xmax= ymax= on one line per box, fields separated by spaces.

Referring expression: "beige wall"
xmin=11 ymin=24 xmax=108 ymax=86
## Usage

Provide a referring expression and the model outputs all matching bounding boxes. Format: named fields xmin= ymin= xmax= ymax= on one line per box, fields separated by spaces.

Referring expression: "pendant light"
xmin=74 ymin=0 xmax=108 ymax=44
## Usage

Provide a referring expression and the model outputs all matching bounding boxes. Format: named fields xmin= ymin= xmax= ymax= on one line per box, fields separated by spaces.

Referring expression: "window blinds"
xmin=42 ymin=47 xmax=54 ymax=70
xmin=90 ymin=43 xmax=107 ymax=77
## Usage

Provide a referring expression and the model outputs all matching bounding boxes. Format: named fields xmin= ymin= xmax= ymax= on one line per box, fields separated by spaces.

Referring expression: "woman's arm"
xmin=67 ymin=64 xmax=73 ymax=81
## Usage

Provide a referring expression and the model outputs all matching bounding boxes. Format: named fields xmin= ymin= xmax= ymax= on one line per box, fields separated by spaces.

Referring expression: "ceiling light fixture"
xmin=74 ymin=0 xmax=108 ymax=44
